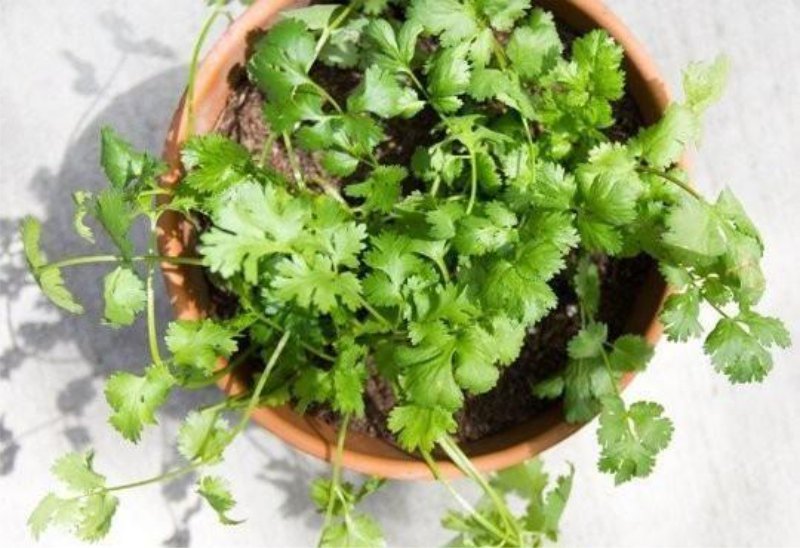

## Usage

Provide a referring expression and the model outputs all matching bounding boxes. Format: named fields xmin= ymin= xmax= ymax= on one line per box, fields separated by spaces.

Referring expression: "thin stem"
xmin=187 ymin=1 xmax=229 ymax=136
xmin=249 ymin=309 xmax=335 ymax=362
xmin=309 ymin=1 xmax=358 ymax=70
xmin=320 ymin=414 xmax=352 ymax=546
xmin=145 ymin=224 xmax=163 ymax=367
xmin=258 ymin=132 xmax=278 ymax=168
xmin=282 ymin=132 xmax=306 ymax=189
xmin=233 ymin=331 xmax=291 ymax=436
xmin=310 ymin=176 xmax=350 ymax=209
xmin=105 ymin=461 xmax=203 ymax=494
xmin=421 ymin=451 xmax=513 ymax=544
xmin=639 ymin=167 xmax=703 ymax=200
xmin=439 ymin=436 xmax=520 ymax=541
xmin=466 ymin=150 xmax=479 ymax=214
xmin=182 ymin=345 xmax=258 ymax=390
xmin=310 ymin=80 xmax=344 ymax=113
xmin=356 ymin=295 xmax=391 ymax=327
xmin=40 ymin=254 xmax=205 ymax=272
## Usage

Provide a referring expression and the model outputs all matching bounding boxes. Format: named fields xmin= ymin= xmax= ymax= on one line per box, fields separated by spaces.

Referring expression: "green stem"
xmin=249 ymin=309 xmax=335 ymax=362
xmin=282 ymin=132 xmax=306 ymax=189
xmin=421 ymin=451 xmax=513 ymax=544
xmin=320 ymin=414 xmax=352 ymax=546
xmin=639 ymin=167 xmax=703 ymax=200
xmin=439 ymin=436 xmax=520 ymax=542
xmin=466 ymin=149 xmax=479 ymax=214
xmin=40 ymin=254 xmax=205 ymax=272
xmin=356 ymin=295 xmax=391 ymax=327
xmin=309 ymin=1 xmax=359 ymax=70
xmin=105 ymin=461 xmax=203 ymax=495
xmin=145 ymin=225 xmax=164 ymax=367
xmin=187 ymin=0 xmax=229 ymax=136
xmin=233 ymin=331 xmax=291 ymax=436
xmin=182 ymin=345 xmax=258 ymax=390
xmin=258 ymin=132 xmax=278 ymax=168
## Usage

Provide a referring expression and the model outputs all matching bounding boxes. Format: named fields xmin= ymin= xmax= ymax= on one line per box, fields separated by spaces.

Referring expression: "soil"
xmin=208 ymin=10 xmax=655 ymax=446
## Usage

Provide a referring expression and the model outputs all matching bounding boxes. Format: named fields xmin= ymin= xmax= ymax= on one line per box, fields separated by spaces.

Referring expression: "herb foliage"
xmin=23 ymin=0 xmax=788 ymax=545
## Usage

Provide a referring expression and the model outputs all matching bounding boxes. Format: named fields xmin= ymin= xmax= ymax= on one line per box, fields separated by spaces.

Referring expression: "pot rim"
xmin=158 ymin=0 xmax=672 ymax=480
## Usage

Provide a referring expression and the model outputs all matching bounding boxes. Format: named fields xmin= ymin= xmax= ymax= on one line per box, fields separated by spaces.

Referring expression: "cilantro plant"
xmin=22 ymin=0 xmax=789 ymax=545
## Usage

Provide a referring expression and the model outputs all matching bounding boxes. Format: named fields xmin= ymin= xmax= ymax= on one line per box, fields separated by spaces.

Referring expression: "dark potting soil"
xmin=208 ymin=13 xmax=655 ymax=446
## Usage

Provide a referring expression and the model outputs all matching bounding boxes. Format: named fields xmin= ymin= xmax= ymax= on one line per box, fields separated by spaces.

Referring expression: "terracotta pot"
xmin=158 ymin=0 xmax=671 ymax=480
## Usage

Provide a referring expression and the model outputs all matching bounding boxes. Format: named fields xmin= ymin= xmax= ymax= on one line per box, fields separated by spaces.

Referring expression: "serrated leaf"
xmin=52 ymin=451 xmax=106 ymax=493
xmin=28 ymin=493 xmax=82 ymax=540
xmin=94 ymin=188 xmax=135 ymax=259
xmin=104 ymin=363 xmax=175 ymax=442
xmin=408 ymin=0 xmax=479 ymax=47
xmin=166 ymin=319 xmax=238 ymax=378
xmin=273 ymin=255 xmax=362 ymax=312
xmin=345 ymin=165 xmax=407 ymax=213
xmin=507 ymin=9 xmax=562 ymax=80
xmin=21 ymin=217 xmax=84 ymax=314
xmin=387 ymin=404 xmax=457 ymax=452
xmin=683 ymin=55 xmax=729 ymax=114
xmin=197 ymin=475 xmax=243 ymax=525
xmin=598 ymin=396 xmax=673 ymax=484
xmin=72 ymin=191 xmax=95 ymax=242
xmin=348 ymin=66 xmax=424 ymax=119
xmin=664 ymin=196 xmax=727 ymax=256
xmin=102 ymin=266 xmax=146 ymax=327
xmin=609 ymin=335 xmax=653 ymax=372
xmin=476 ymin=0 xmax=531 ymax=31
xmin=282 ymin=4 xmax=339 ymax=30
xmin=661 ymin=289 xmax=704 ymax=342
xmin=178 ymin=409 xmax=232 ymax=463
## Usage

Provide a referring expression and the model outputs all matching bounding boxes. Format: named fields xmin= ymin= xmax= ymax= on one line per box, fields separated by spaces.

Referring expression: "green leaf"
xmin=408 ymin=0 xmax=479 ymax=47
xmin=598 ymin=396 xmax=673 ymax=484
xmin=704 ymin=312 xmax=790 ymax=383
xmin=165 ymin=319 xmax=239 ymax=378
xmin=321 ymin=150 xmax=360 ymax=177
xmin=426 ymin=44 xmax=472 ymax=112
xmin=348 ymin=66 xmax=424 ymax=118
xmin=21 ymin=216 xmax=84 ymax=314
xmin=332 ymin=339 xmax=368 ymax=416
xmin=476 ymin=0 xmax=531 ymax=31
xmin=345 ymin=165 xmax=408 ymax=213
xmin=664 ymin=196 xmax=727 ymax=256
xmin=100 ymin=126 xmax=159 ymax=192
xmin=181 ymin=134 xmax=255 ymax=195
xmin=660 ymin=289 xmax=704 ymax=342
xmin=282 ymin=4 xmax=339 ymax=30
xmin=102 ymin=266 xmax=146 ymax=327
xmin=273 ymin=255 xmax=362 ymax=312
xmin=75 ymin=493 xmax=118 ymax=542
xmin=28 ymin=493 xmax=81 ymax=540
xmin=572 ymin=30 xmax=625 ymax=100
xmin=52 ymin=451 xmax=106 ymax=493
xmin=178 ymin=409 xmax=232 ymax=463
xmin=387 ymin=404 xmax=457 ymax=452
xmin=683 ymin=55 xmax=729 ymax=114
xmin=609 ymin=335 xmax=654 ymax=372
xmin=567 ymin=323 xmax=608 ymax=360
xmin=94 ymin=188 xmax=135 ymax=259
xmin=573 ymin=256 xmax=600 ymax=318
xmin=320 ymin=512 xmax=385 ymax=548
xmin=104 ymin=363 xmax=175 ymax=442
xmin=248 ymin=19 xmax=316 ymax=102
xmin=634 ymin=104 xmax=697 ymax=169
xmin=197 ymin=475 xmax=243 ymax=525
xmin=72 ymin=191 xmax=95 ymax=242
xmin=453 ymin=202 xmax=518 ymax=256
xmin=200 ymin=181 xmax=309 ymax=283
xmin=507 ymin=9 xmax=562 ymax=79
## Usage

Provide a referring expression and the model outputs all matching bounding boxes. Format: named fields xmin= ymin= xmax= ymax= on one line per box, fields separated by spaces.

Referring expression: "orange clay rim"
xmin=158 ymin=0 xmax=674 ymax=480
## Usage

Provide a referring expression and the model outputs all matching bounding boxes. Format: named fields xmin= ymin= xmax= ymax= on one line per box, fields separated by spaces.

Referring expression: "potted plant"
xmin=23 ymin=0 xmax=790 ymax=545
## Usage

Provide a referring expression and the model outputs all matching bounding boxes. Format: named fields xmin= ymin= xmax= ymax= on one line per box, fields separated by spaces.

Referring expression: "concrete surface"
xmin=1 ymin=1 xmax=798 ymax=546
